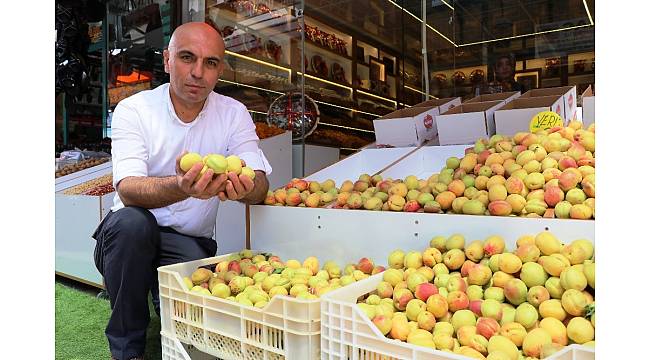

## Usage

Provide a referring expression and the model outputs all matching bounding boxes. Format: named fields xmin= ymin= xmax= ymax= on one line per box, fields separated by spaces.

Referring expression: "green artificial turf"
xmin=55 ymin=277 xmax=162 ymax=360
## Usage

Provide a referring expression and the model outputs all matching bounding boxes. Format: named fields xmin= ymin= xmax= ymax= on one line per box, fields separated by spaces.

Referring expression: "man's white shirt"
xmin=110 ymin=83 xmax=272 ymax=238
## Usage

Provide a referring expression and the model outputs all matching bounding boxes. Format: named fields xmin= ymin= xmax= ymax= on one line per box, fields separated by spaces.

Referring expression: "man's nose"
xmin=190 ymin=61 xmax=204 ymax=79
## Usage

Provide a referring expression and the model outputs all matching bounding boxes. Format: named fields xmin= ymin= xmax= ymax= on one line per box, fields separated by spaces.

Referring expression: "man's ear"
xmin=163 ymin=49 xmax=171 ymax=74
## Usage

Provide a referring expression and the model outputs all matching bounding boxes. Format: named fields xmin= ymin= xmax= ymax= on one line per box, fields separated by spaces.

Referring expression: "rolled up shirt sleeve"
xmin=227 ymin=106 xmax=273 ymax=175
xmin=111 ymin=102 xmax=149 ymax=188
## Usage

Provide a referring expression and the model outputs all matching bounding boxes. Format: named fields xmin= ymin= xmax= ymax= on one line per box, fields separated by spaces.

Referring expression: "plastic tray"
xmin=320 ymin=273 xmax=595 ymax=360
xmin=158 ymin=254 xmax=321 ymax=360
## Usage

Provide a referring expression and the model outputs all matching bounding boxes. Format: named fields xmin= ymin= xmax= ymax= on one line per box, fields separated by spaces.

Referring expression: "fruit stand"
xmin=159 ymin=122 xmax=596 ymax=360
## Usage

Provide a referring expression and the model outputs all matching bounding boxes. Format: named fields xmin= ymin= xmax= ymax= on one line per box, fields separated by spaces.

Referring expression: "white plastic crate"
xmin=321 ymin=274 xmax=595 ymax=360
xmin=158 ymin=254 xmax=321 ymax=360
xmin=161 ymin=331 xmax=219 ymax=360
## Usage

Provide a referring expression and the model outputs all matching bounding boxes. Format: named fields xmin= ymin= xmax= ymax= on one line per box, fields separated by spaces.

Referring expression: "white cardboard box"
xmin=582 ymin=86 xmax=595 ymax=127
xmin=494 ymin=95 xmax=564 ymax=136
xmin=465 ymin=91 xmax=520 ymax=104
xmin=436 ymin=101 xmax=506 ymax=145
xmin=373 ymin=106 xmax=441 ymax=147
xmin=520 ymin=85 xmax=577 ymax=121
xmin=373 ymin=97 xmax=462 ymax=148
xmin=411 ymin=97 xmax=462 ymax=114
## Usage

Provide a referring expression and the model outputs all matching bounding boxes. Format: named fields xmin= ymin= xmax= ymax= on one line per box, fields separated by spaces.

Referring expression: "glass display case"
xmin=55 ymin=0 xmax=595 ymax=175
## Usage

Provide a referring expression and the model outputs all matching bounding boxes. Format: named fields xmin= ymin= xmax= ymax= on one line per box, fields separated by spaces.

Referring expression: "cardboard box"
xmin=412 ymin=97 xmax=462 ymax=114
xmin=520 ymin=86 xmax=577 ymax=121
xmin=581 ymin=86 xmax=595 ymax=127
xmin=465 ymin=91 xmax=521 ymax=104
xmin=494 ymin=95 xmax=564 ymax=136
xmin=373 ymin=106 xmax=441 ymax=147
xmin=436 ymin=101 xmax=506 ymax=145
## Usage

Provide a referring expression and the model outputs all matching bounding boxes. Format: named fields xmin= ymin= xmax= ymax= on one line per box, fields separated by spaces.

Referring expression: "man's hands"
xmin=175 ymin=152 xmax=255 ymax=201
xmin=218 ymin=171 xmax=255 ymax=201
xmin=176 ymin=152 xmax=228 ymax=200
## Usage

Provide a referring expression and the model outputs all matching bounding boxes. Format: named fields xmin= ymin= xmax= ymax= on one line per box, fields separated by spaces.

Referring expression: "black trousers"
xmin=93 ymin=206 xmax=217 ymax=360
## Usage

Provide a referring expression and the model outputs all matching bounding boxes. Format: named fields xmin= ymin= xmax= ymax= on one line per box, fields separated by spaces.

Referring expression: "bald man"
xmin=92 ymin=22 xmax=271 ymax=360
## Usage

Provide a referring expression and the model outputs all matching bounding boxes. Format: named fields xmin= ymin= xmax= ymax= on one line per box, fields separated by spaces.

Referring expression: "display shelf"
xmin=300 ymin=72 xmax=353 ymax=91
xmin=225 ymin=50 xmax=292 ymax=71
xmin=304 ymin=40 xmax=353 ymax=62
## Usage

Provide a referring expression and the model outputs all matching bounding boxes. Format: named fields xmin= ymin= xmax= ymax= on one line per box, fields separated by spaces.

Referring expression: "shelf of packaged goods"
xmin=208 ymin=1 xmax=300 ymax=39
xmin=304 ymin=40 xmax=353 ymax=62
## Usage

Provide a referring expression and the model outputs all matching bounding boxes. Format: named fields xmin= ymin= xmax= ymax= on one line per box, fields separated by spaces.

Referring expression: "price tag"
xmin=530 ymin=111 xmax=564 ymax=133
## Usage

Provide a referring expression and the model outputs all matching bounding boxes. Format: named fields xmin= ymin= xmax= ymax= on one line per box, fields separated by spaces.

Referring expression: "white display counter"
xmin=55 ymin=190 xmax=113 ymax=288
xmin=215 ymin=131 xmax=293 ymax=254
xmin=249 ymin=206 xmax=594 ymax=265
xmin=292 ymin=144 xmax=341 ymax=178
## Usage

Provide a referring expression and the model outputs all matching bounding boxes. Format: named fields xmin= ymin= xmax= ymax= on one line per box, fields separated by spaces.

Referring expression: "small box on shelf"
xmin=494 ymin=95 xmax=564 ymax=136
xmin=373 ymin=106 xmax=439 ymax=147
xmin=411 ymin=97 xmax=462 ymax=114
xmin=520 ymin=85 xmax=577 ymax=121
xmin=436 ymin=101 xmax=506 ymax=145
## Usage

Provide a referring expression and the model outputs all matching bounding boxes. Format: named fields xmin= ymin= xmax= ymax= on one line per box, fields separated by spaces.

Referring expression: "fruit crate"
xmin=320 ymin=274 xmax=595 ymax=360
xmin=158 ymin=254 xmax=321 ymax=360
xmin=161 ymin=331 xmax=222 ymax=360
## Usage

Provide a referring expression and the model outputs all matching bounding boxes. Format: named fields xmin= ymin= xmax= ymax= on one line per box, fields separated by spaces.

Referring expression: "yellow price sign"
xmin=530 ymin=111 xmax=564 ymax=133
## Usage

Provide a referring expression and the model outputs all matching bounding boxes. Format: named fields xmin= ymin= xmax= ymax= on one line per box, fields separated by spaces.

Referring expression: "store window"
xmin=192 ymin=0 xmax=594 ymax=176
xmin=55 ymin=0 xmax=176 ymax=156
xmin=55 ymin=0 xmax=594 ymax=172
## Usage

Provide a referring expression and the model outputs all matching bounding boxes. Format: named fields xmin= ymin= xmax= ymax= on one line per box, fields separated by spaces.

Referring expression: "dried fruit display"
xmin=255 ymin=122 xmax=285 ymax=139
xmin=356 ymin=231 xmax=595 ymax=357
xmin=62 ymin=174 xmax=113 ymax=195
xmin=183 ymin=249 xmax=383 ymax=304
xmin=56 ymin=158 xmax=110 ymax=178
xmin=85 ymin=183 xmax=115 ymax=196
